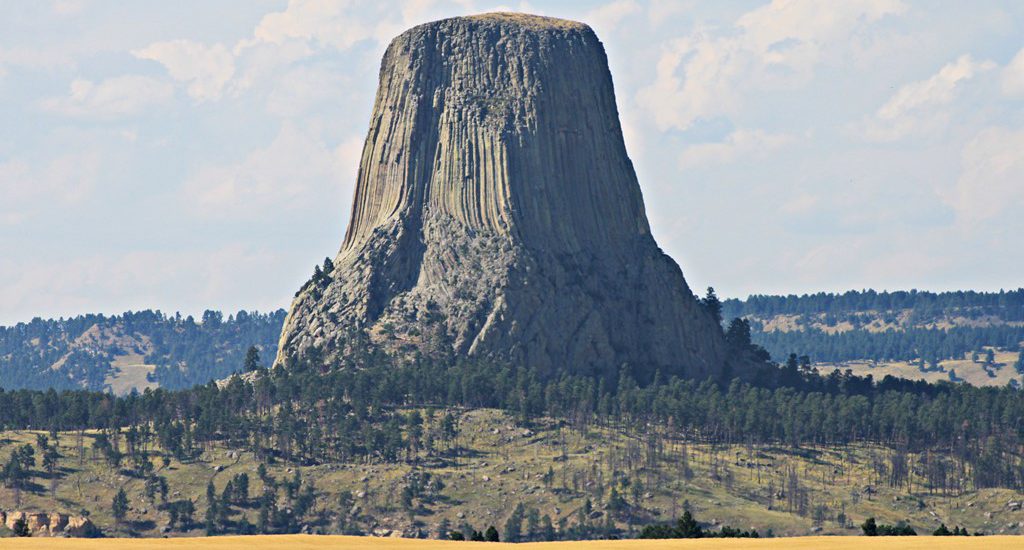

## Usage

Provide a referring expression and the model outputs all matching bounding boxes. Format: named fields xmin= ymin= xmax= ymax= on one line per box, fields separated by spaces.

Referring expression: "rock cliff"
xmin=277 ymin=13 xmax=732 ymax=382
xmin=2 ymin=510 xmax=99 ymax=537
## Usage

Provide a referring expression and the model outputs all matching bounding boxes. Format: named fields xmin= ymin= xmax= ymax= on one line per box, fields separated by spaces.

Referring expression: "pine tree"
xmin=540 ymin=514 xmax=556 ymax=541
xmin=701 ymin=287 xmax=723 ymax=327
xmin=244 ymin=346 xmax=262 ymax=372
xmin=504 ymin=503 xmax=525 ymax=542
xmin=437 ymin=518 xmax=451 ymax=540
xmin=12 ymin=517 xmax=31 ymax=537
xmin=485 ymin=525 xmax=500 ymax=542
xmin=676 ymin=510 xmax=703 ymax=538
xmin=525 ymin=507 xmax=540 ymax=541
xmin=112 ymin=488 xmax=129 ymax=525
xmin=205 ymin=481 xmax=218 ymax=534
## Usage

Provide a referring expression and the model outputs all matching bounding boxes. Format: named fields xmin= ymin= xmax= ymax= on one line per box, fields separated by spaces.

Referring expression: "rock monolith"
xmin=277 ymin=13 xmax=732 ymax=382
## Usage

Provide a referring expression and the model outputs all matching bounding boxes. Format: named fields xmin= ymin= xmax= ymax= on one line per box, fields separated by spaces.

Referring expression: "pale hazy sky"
xmin=2 ymin=0 xmax=1023 ymax=325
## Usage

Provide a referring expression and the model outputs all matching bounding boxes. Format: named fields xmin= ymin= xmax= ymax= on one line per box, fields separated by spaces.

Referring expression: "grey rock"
xmin=276 ymin=13 xmax=734 ymax=382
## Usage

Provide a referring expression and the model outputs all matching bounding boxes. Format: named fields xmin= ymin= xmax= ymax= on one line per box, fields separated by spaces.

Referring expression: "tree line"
xmin=751 ymin=325 xmax=1024 ymax=365
xmin=718 ymin=288 xmax=1024 ymax=365
xmin=723 ymin=289 xmax=1024 ymax=321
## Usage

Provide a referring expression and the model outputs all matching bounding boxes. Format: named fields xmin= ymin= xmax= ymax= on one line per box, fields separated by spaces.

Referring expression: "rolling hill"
xmin=0 ymin=310 xmax=284 ymax=393
xmin=4 ymin=408 xmax=1024 ymax=540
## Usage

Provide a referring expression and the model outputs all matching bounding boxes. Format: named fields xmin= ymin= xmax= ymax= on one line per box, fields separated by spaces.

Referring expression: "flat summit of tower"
xmin=462 ymin=12 xmax=589 ymax=30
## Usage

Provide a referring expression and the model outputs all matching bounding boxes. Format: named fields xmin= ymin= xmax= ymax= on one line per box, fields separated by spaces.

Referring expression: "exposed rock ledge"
xmin=2 ymin=510 xmax=99 ymax=537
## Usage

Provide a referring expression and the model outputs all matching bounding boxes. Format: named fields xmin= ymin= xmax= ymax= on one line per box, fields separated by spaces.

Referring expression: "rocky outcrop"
xmin=2 ymin=510 xmax=99 ymax=537
xmin=277 ymin=13 xmax=734 ymax=382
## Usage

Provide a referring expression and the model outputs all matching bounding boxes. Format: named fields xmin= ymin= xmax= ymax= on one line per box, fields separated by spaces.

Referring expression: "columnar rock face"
xmin=277 ymin=13 xmax=731 ymax=382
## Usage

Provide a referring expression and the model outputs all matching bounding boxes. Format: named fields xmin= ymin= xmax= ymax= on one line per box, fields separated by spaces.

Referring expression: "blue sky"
xmin=1 ymin=0 xmax=1023 ymax=325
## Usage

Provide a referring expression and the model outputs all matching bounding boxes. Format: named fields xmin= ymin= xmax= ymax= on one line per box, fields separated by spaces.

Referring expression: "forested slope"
xmin=722 ymin=289 xmax=1024 ymax=385
xmin=4 ymin=343 xmax=1024 ymax=538
xmin=0 ymin=310 xmax=284 ymax=392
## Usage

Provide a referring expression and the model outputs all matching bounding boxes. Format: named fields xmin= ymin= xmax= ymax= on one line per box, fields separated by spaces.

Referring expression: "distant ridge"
xmin=0 ymin=309 xmax=284 ymax=391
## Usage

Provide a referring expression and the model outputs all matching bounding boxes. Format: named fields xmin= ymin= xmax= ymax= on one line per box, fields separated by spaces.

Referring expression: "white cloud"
xmin=183 ymin=123 xmax=359 ymax=218
xmin=0 ymin=152 xmax=100 ymax=225
xmin=230 ymin=39 xmax=314 ymax=95
xmin=948 ymin=126 xmax=1024 ymax=224
xmin=878 ymin=55 xmax=993 ymax=119
xmin=637 ymin=31 xmax=742 ymax=132
xmin=647 ymin=0 xmax=692 ymax=27
xmin=585 ymin=0 xmax=640 ymax=34
xmin=133 ymin=1 xmax=405 ymax=103
xmin=133 ymin=40 xmax=235 ymax=101
xmin=1001 ymin=47 xmax=1024 ymax=97
xmin=0 ymin=46 xmax=75 ymax=76
xmin=779 ymin=193 xmax=818 ymax=216
xmin=736 ymin=0 xmax=906 ymax=82
xmin=637 ymin=0 xmax=905 ymax=131
xmin=0 ymin=245 xmax=287 ymax=325
xmin=253 ymin=0 xmax=375 ymax=51
xmin=679 ymin=129 xmax=793 ymax=168
xmin=39 ymin=75 xmax=173 ymax=117
xmin=265 ymin=64 xmax=347 ymax=117
xmin=861 ymin=54 xmax=995 ymax=141
xmin=52 ymin=0 xmax=86 ymax=16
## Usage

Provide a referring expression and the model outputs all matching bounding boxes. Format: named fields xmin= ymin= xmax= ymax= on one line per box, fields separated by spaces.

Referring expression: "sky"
xmin=1 ymin=0 xmax=1023 ymax=325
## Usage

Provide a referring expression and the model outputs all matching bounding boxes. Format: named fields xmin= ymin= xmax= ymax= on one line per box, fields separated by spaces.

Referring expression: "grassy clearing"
xmin=1 ymin=534 xmax=1023 ymax=549
xmin=103 ymin=351 xmax=158 ymax=395
xmin=819 ymin=350 xmax=1021 ymax=387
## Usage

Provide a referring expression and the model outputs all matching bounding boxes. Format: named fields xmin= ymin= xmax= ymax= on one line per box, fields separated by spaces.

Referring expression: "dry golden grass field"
xmin=1 ymin=534 xmax=1024 ymax=549
xmin=817 ymin=349 xmax=1022 ymax=387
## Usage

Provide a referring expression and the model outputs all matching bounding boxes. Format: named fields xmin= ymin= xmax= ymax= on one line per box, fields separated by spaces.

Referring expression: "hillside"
xmin=4 ymin=409 xmax=1024 ymax=540
xmin=3 ymin=312 xmax=1024 ymax=543
xmin=722 ymin=290 xmax=1024 ymax=387
xmin=0 ymin=310 xmax=285 ymax=393
xmin=1 ymin=535 xmax=1022 ymax=549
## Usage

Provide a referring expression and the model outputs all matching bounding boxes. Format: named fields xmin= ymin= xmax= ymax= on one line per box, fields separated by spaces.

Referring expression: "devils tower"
xmin=277 ymin=13 xmax=731 ymax=382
